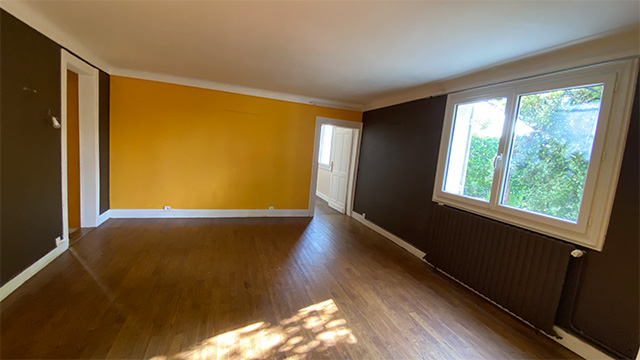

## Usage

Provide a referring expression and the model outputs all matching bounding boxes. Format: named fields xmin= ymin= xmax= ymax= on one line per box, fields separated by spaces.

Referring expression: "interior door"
xmin=328 ymin=127 xmax=353 ymax=213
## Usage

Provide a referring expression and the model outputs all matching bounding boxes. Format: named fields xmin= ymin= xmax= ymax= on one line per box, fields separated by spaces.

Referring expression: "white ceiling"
xmin=16 ymin=1 xmax=640 ymax=106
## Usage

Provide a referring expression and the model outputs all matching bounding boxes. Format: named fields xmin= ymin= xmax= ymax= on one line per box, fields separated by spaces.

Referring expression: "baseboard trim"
xmin=96 ymin=209 xmax=111 ymax=226
xmin=109 ymin=208 xmax=310 ymax=219
xmin=549 ymin=326 xmax=614 ymax=360
xmin=351 ymin=212 xmax=426 ymax=259
xmin=315 ymin=191 xmax=330 ymax=203
xmin=350 ymin=211 xmax=616 ymax=359
xmin=0 ymin=242 xmax=68 ymax=302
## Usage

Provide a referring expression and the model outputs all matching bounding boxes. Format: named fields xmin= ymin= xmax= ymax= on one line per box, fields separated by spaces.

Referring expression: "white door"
xmin=328 ymin=127 xmax=353 ymax=213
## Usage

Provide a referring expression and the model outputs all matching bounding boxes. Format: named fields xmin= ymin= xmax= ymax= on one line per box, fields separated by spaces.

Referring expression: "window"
xmin=444 ymin=97 xmax=506 ymax=202
xmin=319 ymin=124 xmax=334 ymax=168
xmin=433 ymin=60 xmax=637 ymax=250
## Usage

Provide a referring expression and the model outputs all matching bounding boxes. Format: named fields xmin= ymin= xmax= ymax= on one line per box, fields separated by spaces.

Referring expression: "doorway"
xmin=308 ymin=117 xmax=362 ymax=217
xmin=315 ymin=125 xmax=354 ymax=213
xmin=60 ymin=50 xmax=100 ymax=246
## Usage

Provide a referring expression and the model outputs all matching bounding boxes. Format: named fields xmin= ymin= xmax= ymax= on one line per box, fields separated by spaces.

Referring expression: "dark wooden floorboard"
xmin=0 ymin=199 xmax=578 ymax=359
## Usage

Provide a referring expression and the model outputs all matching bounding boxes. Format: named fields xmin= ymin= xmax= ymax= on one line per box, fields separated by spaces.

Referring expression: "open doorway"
xmin=60 ymin=50 xmax=100 ymax=246
xmin=308 ymin=117 xmax=362 ymax=217
xmin=315 ymin=124 xmax=355 ymax=213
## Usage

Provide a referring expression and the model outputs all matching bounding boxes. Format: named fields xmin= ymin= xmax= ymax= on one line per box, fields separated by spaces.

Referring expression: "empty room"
xmin=1 ymin=1 xmax=638 ymax=359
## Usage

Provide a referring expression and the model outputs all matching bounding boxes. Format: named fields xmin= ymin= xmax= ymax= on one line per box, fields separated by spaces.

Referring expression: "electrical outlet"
xmin=55 ymin=236 xmax=63 ymax=246
xmin=164 ymin=206 xmax=171 ymax=211
xmin=269 ymin=206 xmax=274 ymax=210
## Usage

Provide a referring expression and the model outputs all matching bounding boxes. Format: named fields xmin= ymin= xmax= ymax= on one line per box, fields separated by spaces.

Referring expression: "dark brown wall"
xmin=353 ymin=78 xmax=639 ymax=358
xmin=1 ymin=10 xmax=62 ymax=285
xmin=99 ymin=71 xmax=110 ymax=214
xmin=353 ymin=96 xmax=447 ymax=249
xmin=556 ymin=76 xmax=639 ymax=359
xmin=0 ymin=9 xmax=110 ymax=286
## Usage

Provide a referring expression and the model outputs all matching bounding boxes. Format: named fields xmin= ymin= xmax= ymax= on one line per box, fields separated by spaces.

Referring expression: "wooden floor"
xmin=69 ymin=227 xmax=95 ymax=245
xmin=0 ymin=200 xmax=578 ymax=359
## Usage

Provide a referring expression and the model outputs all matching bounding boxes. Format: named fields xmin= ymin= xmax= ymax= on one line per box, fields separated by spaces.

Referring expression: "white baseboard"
xmin=550 ymin=326 xmax=614 ymax=360
xmin=96 ymin=209 xmax=111 ymax=226
xmin=0 ymin=242 xmax=68 ymax=302
xmin=109 ymin=208 xmax=310 ymax=219
xmin=315 ymin=191 xmax=330 ymax=203
xmin=351 ymin=211 xmax=426 ymax=259
xmin=350 ymin=211 xmax=616 ymax=359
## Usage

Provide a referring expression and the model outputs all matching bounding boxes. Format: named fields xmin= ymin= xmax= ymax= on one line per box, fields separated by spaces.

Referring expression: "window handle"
xmin=330 ymin=161 xmax=334 ymax=172
xmin=493 ymin=154 xmax=502 ymax=170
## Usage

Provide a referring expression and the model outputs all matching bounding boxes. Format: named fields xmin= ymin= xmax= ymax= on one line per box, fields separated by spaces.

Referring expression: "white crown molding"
xmin=365 ymin=25 xmax=640 ymax=111
xmin=110 ymin=67 xmax=364 ymax=111
xmin=0 ymin=1 xmax=364 ymax=111
xmin=109 ymin=208 xmax=309 ymax=219
xmin=0 ymin=0 xmax=112 ymax=72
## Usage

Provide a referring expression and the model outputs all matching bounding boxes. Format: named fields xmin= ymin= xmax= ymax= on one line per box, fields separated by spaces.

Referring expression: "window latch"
xmin=493 ymin=154 xmax=503 ymax=170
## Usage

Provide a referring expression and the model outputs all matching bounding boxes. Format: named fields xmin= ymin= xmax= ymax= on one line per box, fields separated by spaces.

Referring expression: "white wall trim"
xmin=61 ymin=50 xmax=101 ymax=240
xmin=551 ymin=326 xmax=614 ymax=360
xmin=111 ymin=68 xmax=364 ymax=112
xmin=429 ymin=257 xmax=614 ymax=359
xmin=351 ymin=210 xmax=617 ymax=359
xmin=308 ymin=117 xmax=363 ymax=217
xmin=350 ymin=211 xmax=426 ymax=259
xmin=0 ymin=1 xmax=365 ymax=112
xmin=365 ymin=26 xmax=640 ymax=111
xmin=109 ymin=209 xmax=309 ymax=219
xmin=96 ymin=210 xmax=111 ymax=226
xmin=0 ymin=1 xmax=112 ymax=72
xmin=315 ymin=191 xmax=330 ymax=203
xmin=0 ymin=242 xmax=68 ymax=302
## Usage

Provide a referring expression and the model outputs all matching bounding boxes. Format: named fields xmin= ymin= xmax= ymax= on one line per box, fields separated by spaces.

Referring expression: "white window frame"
xmin=433 ymin=59 xmax=638 ymax=251
xmin=318 ymin=124 xmax=333 ymax=169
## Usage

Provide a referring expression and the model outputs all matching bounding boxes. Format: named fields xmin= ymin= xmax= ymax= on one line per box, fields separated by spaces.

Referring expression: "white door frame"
xmin=308 ymin=117 xmax=363 ymax=217
xmin=60 ymin=49 xmax=100 ymax=244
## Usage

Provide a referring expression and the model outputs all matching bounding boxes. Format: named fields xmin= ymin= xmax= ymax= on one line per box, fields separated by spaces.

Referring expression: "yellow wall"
xmin=110 ymin=76 xmax=362 ymax=210
xmin=67 ymin=70 xmax=81 ymax=228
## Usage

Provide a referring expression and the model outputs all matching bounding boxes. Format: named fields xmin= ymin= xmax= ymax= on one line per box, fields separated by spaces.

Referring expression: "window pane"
xmin=501 ymin=84 xmax=604 ymax=222
xmin=444 ymin=98 xmax=506 ymax=201
xmin=319 ymin=125 xmax=333 ymax=165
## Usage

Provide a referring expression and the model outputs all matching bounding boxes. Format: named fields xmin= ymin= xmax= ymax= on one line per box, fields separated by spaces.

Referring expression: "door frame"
xmin=60 ymin=49 xmax=100 ymax=244
xmin=308 ymin=117 xmax=363 ymax=217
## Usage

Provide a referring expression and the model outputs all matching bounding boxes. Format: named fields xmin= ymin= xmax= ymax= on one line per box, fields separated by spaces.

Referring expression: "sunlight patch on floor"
xmin=151 ymin=299 xmax=356 ymax=360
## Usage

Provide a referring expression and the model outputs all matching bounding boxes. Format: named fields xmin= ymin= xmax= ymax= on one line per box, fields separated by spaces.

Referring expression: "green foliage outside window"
xmin=462 ymin=85 xmax=603 ymax=222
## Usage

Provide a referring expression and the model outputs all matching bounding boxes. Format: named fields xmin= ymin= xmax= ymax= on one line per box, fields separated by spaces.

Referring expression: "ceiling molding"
xmin=364 ymin=25 xmax=640 ymax=111
xmin=111 ymin=67 xmax=364 ymax=112
xmin=0 ymin=0 xmax=112 ymax=72
xmin=4 ymin=0 xmax=634 ymax=114
xmin=0 ymin=1 xmax=364 ymax=112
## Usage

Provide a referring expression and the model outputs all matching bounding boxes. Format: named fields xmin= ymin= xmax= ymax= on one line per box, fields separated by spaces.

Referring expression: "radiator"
xmin=425 ymin=205 xmax=575 ymax=334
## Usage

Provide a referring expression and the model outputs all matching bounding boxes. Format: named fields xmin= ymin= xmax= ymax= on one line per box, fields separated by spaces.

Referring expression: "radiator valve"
xmin=570 ymin=249 xmax=586 ymax=258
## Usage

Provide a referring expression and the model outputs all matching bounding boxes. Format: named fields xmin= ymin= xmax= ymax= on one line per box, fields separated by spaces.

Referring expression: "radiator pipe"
xmin=563 ymin=251 xmax=627 ymax=359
